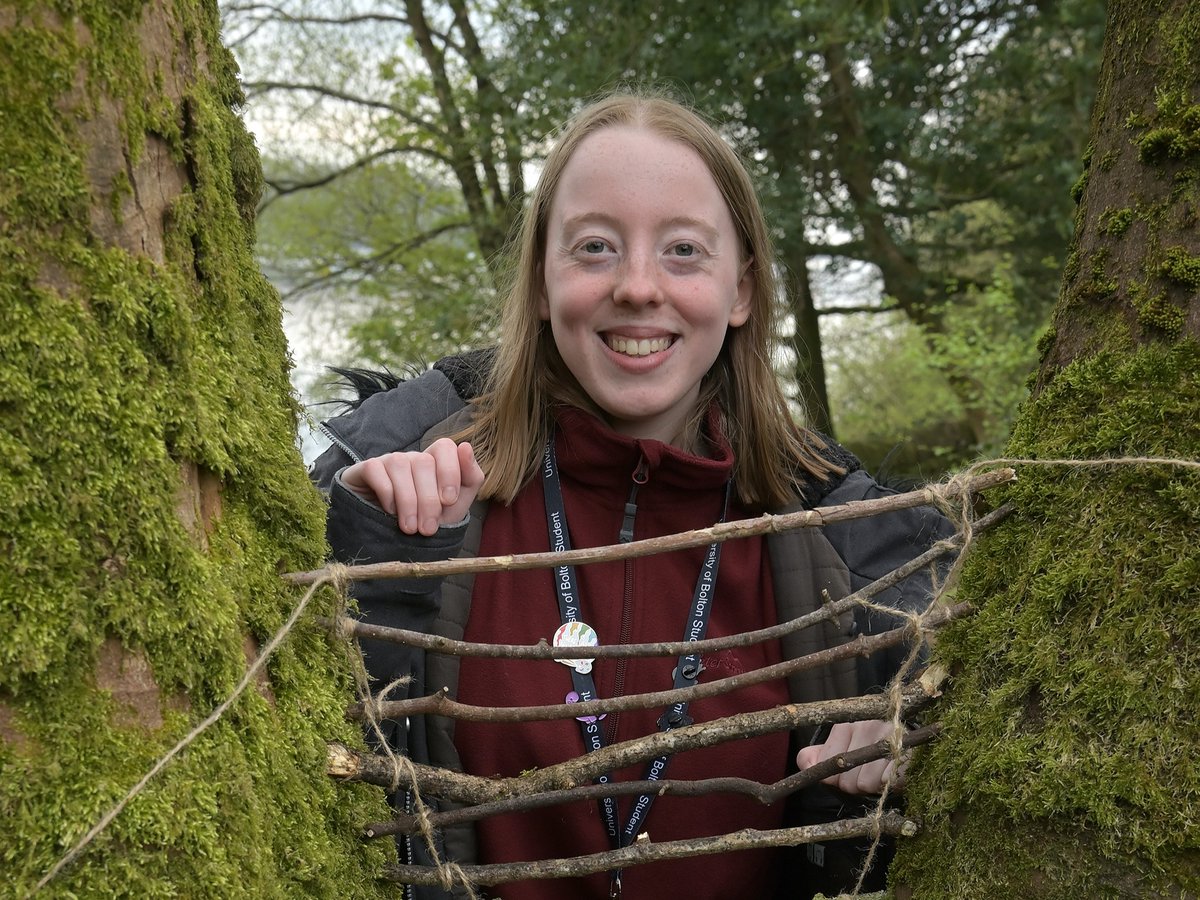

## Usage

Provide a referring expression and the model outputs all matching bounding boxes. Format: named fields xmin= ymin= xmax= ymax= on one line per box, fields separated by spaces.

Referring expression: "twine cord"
xmin=30 ymin=454 xmax=1197 ymax=896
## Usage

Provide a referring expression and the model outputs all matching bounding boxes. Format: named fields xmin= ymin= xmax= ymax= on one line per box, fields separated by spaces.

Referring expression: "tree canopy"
xmin=227 ymin=0 xmax=1104 ymax=472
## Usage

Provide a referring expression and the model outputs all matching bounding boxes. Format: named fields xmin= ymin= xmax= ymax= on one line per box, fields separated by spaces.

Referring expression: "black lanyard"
xmin=541 ymin=434 xmax=731 ymax=892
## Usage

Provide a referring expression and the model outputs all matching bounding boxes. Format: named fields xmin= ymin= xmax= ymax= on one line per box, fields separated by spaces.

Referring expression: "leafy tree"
xmin=0 ymin=2 xmax=389 ymax=894
xmin=893 ymin=0 xmax=1200 ymax=892
xmin=510 ymin=0 xmax=1105 ymax=446
xmin=226 ymin=0 xmax=1102 ymax=465
xmin=255 ymin=155 xmax=494 ymax=370
xmin=224 ymin=0 xmax=533 ymax=371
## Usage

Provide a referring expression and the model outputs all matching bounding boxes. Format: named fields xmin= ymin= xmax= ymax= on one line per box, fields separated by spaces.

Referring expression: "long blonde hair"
xmin=465 ymin=92 xmax=840 ymax=507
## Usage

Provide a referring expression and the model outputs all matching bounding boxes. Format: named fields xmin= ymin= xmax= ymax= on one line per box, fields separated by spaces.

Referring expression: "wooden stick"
xmin=382 ymin=812 xmax=918 ymax=886
xmin=327 ymin=682 xmax=938 ymax=803
xmin=286 ymin=469 xmax=1015 ymax=585
xmin=365 ymin=723 xmax=941 ymax=838
xmin=323 ymin=504 xmax=1012 ymax=663
xmin=350 ymin=603 xmax=968 ymax=724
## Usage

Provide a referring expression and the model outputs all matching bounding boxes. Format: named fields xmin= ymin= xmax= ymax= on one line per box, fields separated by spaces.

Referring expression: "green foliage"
xmin=0 ymin=2 xmax=389 ymax=895
xmin=505 ymin=0 xmax=1102 ymax=462
xmin=227 ymin=0 xmax=1103 ymax=448
xmin=829 ymin=265 xmax=1042 ymax=477
xmin=255 ymin=156 xmax=496 ymax=373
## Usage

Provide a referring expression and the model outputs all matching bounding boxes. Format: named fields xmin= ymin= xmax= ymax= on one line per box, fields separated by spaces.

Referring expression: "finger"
xmin=840 ymin=722 xmax=886 ymax=793
xmin=457 ymin=442 xmax=485 ymax=492
xmin=351 ymin=457 xmax=400 ymax=516
xmin=848 ymin=757 xmax=891 ymax=795
xmin=425 ymin=438 xmax=465 ymax=506
xmin=816 ymin=722 xmax=854 ymax=787
xmin=821 ymin=720 xmax=884 ymax=793
xmin=405 ymin=453 xmax=443 ymax=536
xmin=796 ymin=744 xmax=820 ymax=770
xmin=434 ymin=442 xmax=485 ymax=527
xmin=380 ymin=454 xmax=420 ymax=533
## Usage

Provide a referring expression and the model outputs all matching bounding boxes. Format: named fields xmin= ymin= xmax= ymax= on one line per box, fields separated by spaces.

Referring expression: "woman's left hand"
xmin=795 ymin=719 xmax=908 ymax=795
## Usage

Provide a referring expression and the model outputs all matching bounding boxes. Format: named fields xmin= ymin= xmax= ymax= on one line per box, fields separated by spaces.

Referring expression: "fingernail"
xmin=422 ymin=517 xmax=438 ymax=534
xmin=443 ymin=486 xmax=458 ymax=503
xmin=403 ymin=516 xmax=417 ymax=533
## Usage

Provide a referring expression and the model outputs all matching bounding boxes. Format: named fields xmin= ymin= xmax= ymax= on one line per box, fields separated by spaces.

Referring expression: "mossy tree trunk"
xmin=0 ymin=2 xmax=389 ymax=895
xmin=892 ymin=1 xmax=1199 ymax=897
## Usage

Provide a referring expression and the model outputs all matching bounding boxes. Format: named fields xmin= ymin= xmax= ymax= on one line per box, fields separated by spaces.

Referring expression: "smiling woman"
xmin=538 ymin=125 xmax=752 ymax=446
xmin=310 ymin=92 xmax=954 ymax=899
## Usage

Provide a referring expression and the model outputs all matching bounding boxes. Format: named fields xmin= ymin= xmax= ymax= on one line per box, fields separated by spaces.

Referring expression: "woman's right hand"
xmin=340 ymin=439 xmax=485 ymax=536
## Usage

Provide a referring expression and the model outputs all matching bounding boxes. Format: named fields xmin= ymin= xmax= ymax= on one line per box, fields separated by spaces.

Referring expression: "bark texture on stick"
xmin=384 ymin=813 xmax=918 ymax=887
xmin=284 ymin=469 xmax=1014 ymax=584
xmin=892 ymin=2 xmax=1200 ymax=896
xmin=367 ymin=724 xmax=942 ymax=838
xmin=328 ymin=682 xmax=937 ymax=802
xmin=352 ymin=603 xmax=965 ymax=724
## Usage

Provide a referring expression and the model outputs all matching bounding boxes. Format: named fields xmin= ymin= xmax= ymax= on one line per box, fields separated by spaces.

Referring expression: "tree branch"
xmin=278 ymin=220 xmax=470 ymax=301
xmin=382 ymin=812 xmax=918 ymax=886
xmin=365 ymin=723 xmax=941 ymax=838
xmin=349 ymin=602 xmax=969 ymax=724
xmin=817 ymin=304 xmax=900 ymax=316
xmin=322 ymin=501 xmax=1010 ymax=664
xmin=240 ymin=80 xmax=440 ymax=134
xmin=259 ymin=145 xmax=453 ymax=212
xmin=286 ymin=469 xmax=1015 ymax=585
xmin=327 ymin=682 xmax=939 ymax=802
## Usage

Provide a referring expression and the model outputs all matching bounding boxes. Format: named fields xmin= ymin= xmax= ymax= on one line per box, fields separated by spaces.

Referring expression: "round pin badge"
xmin=552 ymin=621 xmax=599 ymax=674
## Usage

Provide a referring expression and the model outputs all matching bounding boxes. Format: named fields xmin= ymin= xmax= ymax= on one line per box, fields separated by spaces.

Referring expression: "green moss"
xmin=1097 ymin=206 xmax=1134 ymax=237
xmin=1134 ymin=94 xmax=1200 ymax=165
xmin=1158 ymin=245 xmax=1200 ymax=289
xmin=1035 ymin=325 xmax=1058 ymax=359
xmin=1137 ymin=123 xmax=1199 ymax=163
xmin=1062 ymin=249 xmax=1081 ymax=284
xmin=1069 ymin=168 xmax=1089 ymax=204
xmin=1129 ymin=280 xmax=1186 ymax=336
xmin=0 ymin=3 xmax=390 ymax=896
xmin=894 ymin=343 xmax=1200 ymax=897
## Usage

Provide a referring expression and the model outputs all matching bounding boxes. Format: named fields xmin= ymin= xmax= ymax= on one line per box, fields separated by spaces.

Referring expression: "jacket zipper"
xmin=318 ymin=421 xmax=364 ymax=464
xmin=605 ymin=456 xmax=648 ymax=745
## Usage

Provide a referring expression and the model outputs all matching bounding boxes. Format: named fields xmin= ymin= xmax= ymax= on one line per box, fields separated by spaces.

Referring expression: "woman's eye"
xmin=582 ymin=240 xmax=609 ymax=254
xmin=672 ymin=243 xmax=698 ymax=257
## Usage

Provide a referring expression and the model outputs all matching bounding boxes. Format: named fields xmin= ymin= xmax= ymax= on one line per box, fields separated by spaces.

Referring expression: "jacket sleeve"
xmin=817 ymin=469 xmax=956 ymax=691
xmin=324 ymin=471 xmax=468 ymax=685
xmin=306 ymin=366 xmax=473 ymax=751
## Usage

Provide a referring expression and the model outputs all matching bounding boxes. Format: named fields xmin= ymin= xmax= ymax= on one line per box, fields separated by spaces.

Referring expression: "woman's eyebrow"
xmin=558 ymin=212 xmax=721 ymax=242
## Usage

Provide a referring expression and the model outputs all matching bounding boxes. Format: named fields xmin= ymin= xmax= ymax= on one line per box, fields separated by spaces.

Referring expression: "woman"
xmin=311 ymin=93 xmax=950 ymax=899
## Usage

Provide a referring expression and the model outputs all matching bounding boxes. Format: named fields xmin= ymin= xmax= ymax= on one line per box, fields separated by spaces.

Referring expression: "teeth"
xmin=607 ymin=336 xmax=673 ymax=357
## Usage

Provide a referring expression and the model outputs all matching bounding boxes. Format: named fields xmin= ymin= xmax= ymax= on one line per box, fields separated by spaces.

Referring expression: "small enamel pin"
xmin=552 ymin=621 xmax=599 ymax=674
xmin=565 ymin=690 xmax=606 ymax=724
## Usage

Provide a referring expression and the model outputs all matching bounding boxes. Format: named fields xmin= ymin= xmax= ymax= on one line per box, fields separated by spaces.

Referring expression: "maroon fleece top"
xmin=456 ymin=407 xmax=789 ymax=899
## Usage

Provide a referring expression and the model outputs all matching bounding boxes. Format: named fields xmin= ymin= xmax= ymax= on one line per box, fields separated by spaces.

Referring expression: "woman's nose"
xmin=612 ymin=251 xmax=663 ymax=307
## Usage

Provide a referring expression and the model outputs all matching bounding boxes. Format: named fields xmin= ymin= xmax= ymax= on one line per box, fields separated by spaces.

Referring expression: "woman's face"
xmin=539 ymin=125 xmax=753 ymax=446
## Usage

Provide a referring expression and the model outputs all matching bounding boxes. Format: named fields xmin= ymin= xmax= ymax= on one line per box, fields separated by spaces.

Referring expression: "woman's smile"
xmin=539 ymin=124 xmax=754 ymax=446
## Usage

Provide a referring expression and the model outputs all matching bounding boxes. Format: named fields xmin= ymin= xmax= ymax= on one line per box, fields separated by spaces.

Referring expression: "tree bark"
xmin=0 ymin=2 xmax=386 ymax=895
xmin=783 ymin=251 xmax=835 ymax=436
xmin=891 ymin=1 xmax=1200 ymax=896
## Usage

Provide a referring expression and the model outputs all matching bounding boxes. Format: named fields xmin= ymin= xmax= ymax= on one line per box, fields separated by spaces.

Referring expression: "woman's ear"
xmin=728 ymin=258 xmax=754 ymax=327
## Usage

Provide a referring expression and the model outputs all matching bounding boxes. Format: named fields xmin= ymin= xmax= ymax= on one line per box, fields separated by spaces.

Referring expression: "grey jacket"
xmin=309 ymin=353 xmax=952 ymax=898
